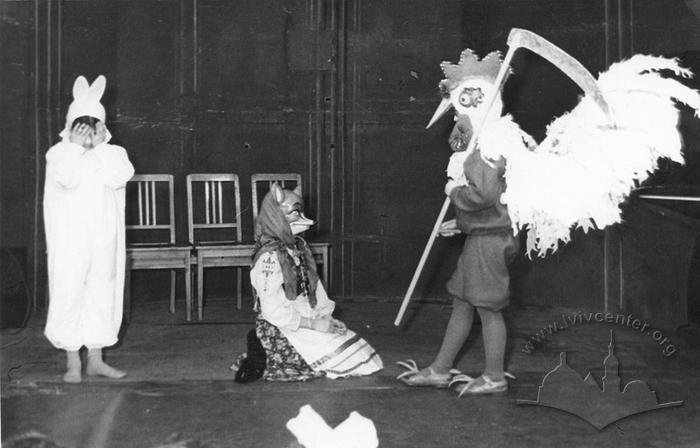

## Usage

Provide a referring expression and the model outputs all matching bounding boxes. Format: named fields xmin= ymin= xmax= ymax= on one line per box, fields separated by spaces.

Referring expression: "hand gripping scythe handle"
xmin=394 ymin=28 xmax=613 ymax=327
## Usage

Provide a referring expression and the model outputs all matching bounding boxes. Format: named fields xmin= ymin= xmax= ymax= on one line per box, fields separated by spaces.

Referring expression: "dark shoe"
xmin=234 ymin=329 xmax=266 ymax=383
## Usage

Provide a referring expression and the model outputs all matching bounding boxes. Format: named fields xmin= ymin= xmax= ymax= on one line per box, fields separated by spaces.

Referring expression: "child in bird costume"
xmin=398 ymin=31 xmax=700 ymax=396
xmin=398 ymin=50 xmax=525 ymax=395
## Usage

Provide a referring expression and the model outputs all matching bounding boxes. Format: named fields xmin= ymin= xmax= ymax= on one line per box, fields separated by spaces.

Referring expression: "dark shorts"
xmin=446 ymin=231 xmax=519 ymax=311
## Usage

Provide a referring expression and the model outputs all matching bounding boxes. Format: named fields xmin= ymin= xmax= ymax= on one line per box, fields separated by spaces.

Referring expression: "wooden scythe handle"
xmin=393 ymin=197 xmax=451 ymax=326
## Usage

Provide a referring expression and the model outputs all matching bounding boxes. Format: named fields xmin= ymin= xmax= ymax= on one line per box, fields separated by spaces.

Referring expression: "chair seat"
xmin=128 ymin=241 xmax=190 ymax=248
xmin=308 ymin=242 xmax=330 ymax=250
xmin=195 ymin=240 xmax=241 ymax=246
xmin=127 ymin=243 xmax=192 ymax=251
xmin=195 ymin=244 xmax=256 ymax=266
xmin=127 ymin=245 xmax=191 ymax=267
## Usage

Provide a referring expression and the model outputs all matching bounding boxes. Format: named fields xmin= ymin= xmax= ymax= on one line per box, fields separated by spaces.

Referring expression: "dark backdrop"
xmin=2 ymin=0 xmax=699 ymax=326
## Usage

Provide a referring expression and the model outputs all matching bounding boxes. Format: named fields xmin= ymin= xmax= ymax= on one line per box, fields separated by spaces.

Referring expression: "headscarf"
xmin=252 ymin=189 xmax=319 ymax=307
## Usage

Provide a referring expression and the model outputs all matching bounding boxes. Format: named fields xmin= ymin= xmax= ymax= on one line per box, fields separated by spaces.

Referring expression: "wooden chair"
xmin=187 ymin=174 xmax=254 ymax=320
xmin=125 ymin=174 xmax=193 ymax=321
xmin=250 ymin=173 xmax=331 ymax=289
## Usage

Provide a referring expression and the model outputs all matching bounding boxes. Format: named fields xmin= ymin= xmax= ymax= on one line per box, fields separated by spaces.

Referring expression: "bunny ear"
xmin=87 ymin=75 xmax=106 ymax=102
xmin=72 ymin=76 xmax=89 ymax=100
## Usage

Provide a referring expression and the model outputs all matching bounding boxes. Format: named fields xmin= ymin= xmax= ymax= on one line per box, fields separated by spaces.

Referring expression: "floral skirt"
xmin=255 ymin=318 xmax=326 ymax=382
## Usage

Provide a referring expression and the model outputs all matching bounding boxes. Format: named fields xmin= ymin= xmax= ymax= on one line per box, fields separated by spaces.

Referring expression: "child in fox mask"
xmin=233 ymin=183 xmax=383 ymax=382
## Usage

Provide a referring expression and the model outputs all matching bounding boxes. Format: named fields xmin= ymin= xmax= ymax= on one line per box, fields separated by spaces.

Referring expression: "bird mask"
xmin=426 ymin=49 xmax=506 ymax=146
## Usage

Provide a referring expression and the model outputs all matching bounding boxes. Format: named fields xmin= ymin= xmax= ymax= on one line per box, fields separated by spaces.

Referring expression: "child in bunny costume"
xmin=43 ymin=75 xmax=134 ymax=383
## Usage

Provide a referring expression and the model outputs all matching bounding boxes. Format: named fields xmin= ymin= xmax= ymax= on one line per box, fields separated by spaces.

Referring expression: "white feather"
xmin=501 ymin=55 xmax=700 ymax=257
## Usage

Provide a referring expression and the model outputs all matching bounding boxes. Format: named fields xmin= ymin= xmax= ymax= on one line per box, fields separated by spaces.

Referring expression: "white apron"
xmin=252 ymin=251 xmax=383 ymax=378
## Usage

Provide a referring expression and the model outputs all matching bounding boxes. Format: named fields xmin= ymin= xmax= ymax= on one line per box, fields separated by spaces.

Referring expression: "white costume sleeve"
xmin=311 ymin=280 xmax=335 ymax=319
xmin=45 ymin=142 xmax=88 ymax=189
xmin=89 ymin=144 xmax=135 ymax=189
xmin=251 ymin=251 xmax=302 ymax=331
xmin=46 ymin=141 xmax=134 ymax=191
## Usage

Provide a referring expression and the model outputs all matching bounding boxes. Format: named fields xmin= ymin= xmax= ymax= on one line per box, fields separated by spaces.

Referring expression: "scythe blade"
xmin=507 ymin=28 xmax=613 ymax=122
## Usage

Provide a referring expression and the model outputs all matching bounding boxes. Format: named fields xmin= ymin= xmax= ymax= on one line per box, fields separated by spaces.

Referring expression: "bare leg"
xmin=63 ymin=350 xmax=82 ymax=383
xmin=86 ymin=348 xmax=126 ymax=379
xmin=399 ymin=298 xmax=475 ymax=387
xmin=429 ymin=298 xmax=475 ymax=374
xmin=451 ymin=307 xmax=510 ymax=395
xmin=477 ymin=307 xmax=506 ymax=381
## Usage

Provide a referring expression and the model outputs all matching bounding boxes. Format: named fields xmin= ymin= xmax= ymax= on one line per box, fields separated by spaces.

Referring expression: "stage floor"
xmin=2 ymin=298 xmax=700 ymax=447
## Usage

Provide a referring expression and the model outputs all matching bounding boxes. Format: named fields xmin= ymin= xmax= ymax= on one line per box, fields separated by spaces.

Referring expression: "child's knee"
xmin=476 ymin=306 xmax=503 ymax=322
xmin=451 ymin=296 xmax=471 ymax=308
xmin=451 ymin=297 xmax=474 ymax=315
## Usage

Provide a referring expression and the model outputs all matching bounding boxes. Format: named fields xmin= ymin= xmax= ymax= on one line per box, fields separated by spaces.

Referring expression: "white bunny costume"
xmin=44 ymin=75 xmax=134 ymax=351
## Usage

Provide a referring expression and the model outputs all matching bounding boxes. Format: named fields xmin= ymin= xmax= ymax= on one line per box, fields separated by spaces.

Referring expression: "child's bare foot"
xmin=86 ymin=349 xmax=126 ymax=379
xmin=63 ymin=350 xmax=82 ymax=383
xmin=86 ymin=360 xmax=126 ymax=378
xmin=62 ymin=369 xmax=82 ymax=383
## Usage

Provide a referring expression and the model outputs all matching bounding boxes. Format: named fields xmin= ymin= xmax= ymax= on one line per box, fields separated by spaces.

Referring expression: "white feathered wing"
xmin=500 ymin=55 xmax=700 ymax=257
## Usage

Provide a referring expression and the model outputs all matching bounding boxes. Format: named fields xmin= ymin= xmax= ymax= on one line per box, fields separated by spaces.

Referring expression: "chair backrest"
xmin=251 ymin=173 xmax=303 ymax=221
xmin=125 ymin=174 xmax=176 ymax=245
xmin=186 ymin=173 xmax=242 ymax=245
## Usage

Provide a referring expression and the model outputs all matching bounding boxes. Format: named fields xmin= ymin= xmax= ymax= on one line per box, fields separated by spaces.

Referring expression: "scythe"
xmin=394 ymin=28 xmax=615 ymax=326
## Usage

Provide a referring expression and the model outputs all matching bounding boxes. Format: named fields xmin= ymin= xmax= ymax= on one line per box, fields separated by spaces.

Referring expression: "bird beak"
xmin=426 ymin=98 xmax=453 ymax=129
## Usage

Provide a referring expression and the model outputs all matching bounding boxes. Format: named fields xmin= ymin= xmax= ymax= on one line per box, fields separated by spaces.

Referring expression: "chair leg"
xmin=236 ymin=267 xmax=242 ymax=310
xmin=197 ymin=261 xmax=205 ymax=321
xmin=169 ymin=270 xmax=176 ymax=314
xmin=323 ymin=248 xmax=329 ymax=292
xmin=185 ymin=264 xmax=192 ymax=322
xmin=124 ymin=267 xmax=132 ymax=323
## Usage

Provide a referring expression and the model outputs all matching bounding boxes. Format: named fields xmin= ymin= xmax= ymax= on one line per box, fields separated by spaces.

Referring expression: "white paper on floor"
xmin=286 ymin=404 xmax=379 ymax=448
